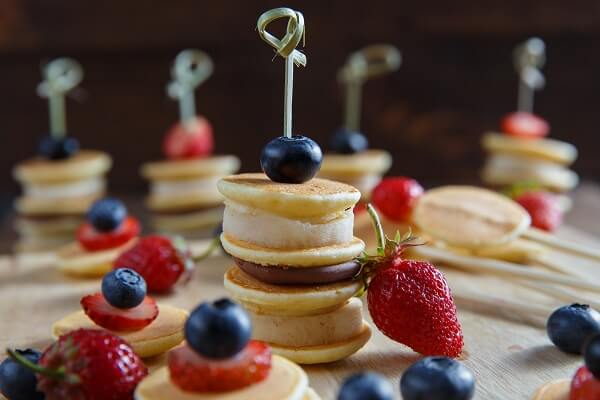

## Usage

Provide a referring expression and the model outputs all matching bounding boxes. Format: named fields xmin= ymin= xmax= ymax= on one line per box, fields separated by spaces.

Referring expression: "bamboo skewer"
xmin=516 ymin=280 xmax=600 ymax=310
xmin=414 ymin=245 xmax=600 ymax=293
xmin=523 ymin=227 xmax=600 ymax=263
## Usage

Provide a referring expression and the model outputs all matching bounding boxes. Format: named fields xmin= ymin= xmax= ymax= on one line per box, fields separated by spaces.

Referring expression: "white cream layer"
xmin=223 ymin=200 xmax=354 ymax=250
xmin=150 ymin=176 xmax=221 ymax=197
xmin=24 ymin=178 xmax=105 ymax=199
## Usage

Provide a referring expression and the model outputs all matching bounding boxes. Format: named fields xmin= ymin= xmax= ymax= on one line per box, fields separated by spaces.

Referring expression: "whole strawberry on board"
xmin=514 ymin=191 xmax=563 ymax=232
xmin=371 ymin=177 xmax=424 ymax=222
xmin=357 ymin=204 xmax=464 ymax=358
xmin=7 ymin=329 xmax=147 ymax=400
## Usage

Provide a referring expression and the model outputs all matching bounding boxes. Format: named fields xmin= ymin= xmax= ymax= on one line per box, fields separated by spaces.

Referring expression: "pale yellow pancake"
xmin=319 ymin=150 xmax=392 ymax=177
xmin=56 ymin=238 xmax=137 ymax=277
xmin=221 ymin=234 xmax=364 ymax=267
xmin=15 ymin=193 xmax=104 ymax=216
xmin=217 ymin=173 xmax=360 ymax=219
xmin=14 ymin=150 xmax=112 ymax=184
xmin=15 ymin=216 xmax=82 ymax=236
xmin=14 ymin=235 xmax=73 ymax=253
xmin=482 ymin=132 xmax=577 ymax=165
xmin=141 ymin=155 xmax=241 ymax=181
xmin=413 ymin=186 xmax=531 ymax=248
xmin=531 ymin=379 xmax=570 ymax=400
xmin=147 ymin=191 xmax=224 ymax=212
xmin=134 ymin=355 xmax=312 ymax=400
xmin=52 ymin=305 xmax=188 ymax=358
xmin=269 ymin=322 xmax=371 ymax=364
xmin=224 ymin=267 xmax=361 ymax=316
xmin=151 ymin=206 xmax=223 ymax=233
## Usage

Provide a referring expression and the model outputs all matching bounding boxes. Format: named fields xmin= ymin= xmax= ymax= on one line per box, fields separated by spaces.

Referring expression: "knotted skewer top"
xmin=257 ymin=7 xmax=306 ymax=67
xmin=513 ymin=38 xmax=546 ymax=113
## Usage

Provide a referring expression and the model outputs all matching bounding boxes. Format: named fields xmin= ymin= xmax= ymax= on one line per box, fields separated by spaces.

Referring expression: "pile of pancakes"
xmin=318 ymin=149 xmax=391 ymax=202
xmin=141 ymin=155 xmax=240 ymax=237
xmin=218 ymin=173 xmax=371 ymax=364
xmin=481 ymin=132 xmax=578 ymax=197
xmin=12 ymin=150 xmax=112 ymax=252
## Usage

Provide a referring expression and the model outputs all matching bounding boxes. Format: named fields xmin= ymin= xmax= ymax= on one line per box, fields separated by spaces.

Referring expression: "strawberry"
xmin=163 ymin=116 xmax=214 ymax=160
xmin=114 ymin=235 xmax=193 ymax=293
xmin=501 ymin=111 xmax=550 ymax=138
xmin=358 ymin=204 xmax=464 ymax=357
xmin=168 ymin=341 xmax=271 ymax=392
xmin=8 ymin=329 xmax=147 ymax=400
xmin=571 ymin=366 xmax=600 ymax=400
xmin=353 ymin=202 xmax=367 ymax=215
xmin=371 ymin=177 xmax=424 ymax=222
xmin=81 ymin=293 xmax=158 ymax=331
xmin=515 ymin=191 xmax=563 ymax=232
xmin=77 ymin=216 xmax=140 ymax=252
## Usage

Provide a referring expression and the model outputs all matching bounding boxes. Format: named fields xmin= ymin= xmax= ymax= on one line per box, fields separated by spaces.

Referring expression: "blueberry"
xmin=102 ymin=268 xmax=146 ymax=309
xmin=260 ymin=135 xmax=322 ymax=183
xmin=547 ymin=303 xmax=600 ymax=354
xmin=185 ymin=298 xmax=252 ymax=359
xmin=400 ymin=357 xmax=475 ymax=400
xmin=330 ymin=128 xmax=368 ymax=154
xmin=0 ymin=349 xmax=45 ymax=400
xmin=337 ymin=372 xmax=394 ymax=400
xmin=585 ymin=333 xmax=600 ymax=379
xmin=87 ymin=198 xmax=127 ymax=232
xmin=38 ymin=135 xmax=79 ymax=160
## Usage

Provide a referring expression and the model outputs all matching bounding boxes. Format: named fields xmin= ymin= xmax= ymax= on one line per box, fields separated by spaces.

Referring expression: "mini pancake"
xmin=250 ymin=298 xmax=365 ymax=347
xmin=15 ymin=193 xmax=104 ymax=217
xmin=141 ymin=155 xmax=241 ymax=181
xmin=151 ymin=206 xmax=223 ymax=234
xmin=147 ymin=190 xmax=224 ymax=212
xmin=318 ymin=173 xmax=382 ymax=200
xmin=531 ymin=379 xmax=570 ymax=400
xmin=15 ymin=216 xmax=82 ymax=236
xmin=221 ymin=234 xmax=364 ymax=267
xmin=481 ymin=154 xmax=579 ymax=193
xmin=52 ymin=305 xmax=188 ymax=358
xmin=319 ymin=150 xmax=392 ymax=177
xmin=235 ymin=258 xmax=360 ymax=285
xmin=482 ymin=133 xmax=577 ymax=165
xmin=14 ymin=235 xmax=73 ymax=253
xmin=56 ymin=238 xmax=137 ymax=277
xmin=224 ymin=266 xmax=361 ymax=316
xmin=217 ymin=173 xmax=360 ymax=219
xmin=134 ymin=355 xmax=313 ymax=400
xmin=13 ymin=150 xmax=112 ymax=184
xmin=269 ymin=322 xmax=371 ymax=364
xmin=413 ymin=186 xmax=531 ymax=248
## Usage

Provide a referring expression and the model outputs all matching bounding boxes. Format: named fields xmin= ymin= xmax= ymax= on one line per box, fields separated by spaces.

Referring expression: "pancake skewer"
xmin=523 ymin=227 xmax=600 ymax=262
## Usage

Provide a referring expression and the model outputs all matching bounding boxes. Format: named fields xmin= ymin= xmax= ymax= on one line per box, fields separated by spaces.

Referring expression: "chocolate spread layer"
xmin=234 ymin=257 xmax=360 ymax=285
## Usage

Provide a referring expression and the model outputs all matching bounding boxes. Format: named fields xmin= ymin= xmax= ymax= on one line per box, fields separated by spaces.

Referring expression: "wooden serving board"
xmin=0 ymin=225 xmax=599 ymax=400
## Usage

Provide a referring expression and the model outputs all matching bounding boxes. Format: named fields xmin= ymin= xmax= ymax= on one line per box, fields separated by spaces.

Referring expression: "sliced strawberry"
xmin=501 ymin=111 xmax=550 ymax=138
xmin=81 ymin=293 xmax=158 ymax=331
xmin=77 ymin=216 xmax=140 ymax=252
xmin=168 ymin=341 xmax=271 ymax=392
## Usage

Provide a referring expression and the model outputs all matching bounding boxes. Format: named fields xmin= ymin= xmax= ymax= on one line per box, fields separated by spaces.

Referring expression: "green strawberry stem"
xmin=7 ymin=348 xmax=79 ymax=384
xmin=192 ymin=236 xmax=221 ymax=262
xmin=366 ymin=203 xmax=386 ymax=257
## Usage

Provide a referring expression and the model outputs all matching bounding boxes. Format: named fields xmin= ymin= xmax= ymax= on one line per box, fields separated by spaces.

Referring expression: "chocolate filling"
xmin=234 ymin=257 xmax=361 ymax=286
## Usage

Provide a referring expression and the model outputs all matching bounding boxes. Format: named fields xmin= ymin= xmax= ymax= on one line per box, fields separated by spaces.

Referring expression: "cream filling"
xmin=223 ymin=201 xmax=354 ymax=249
xmin=24 ymin=178 xmax=105 ymax=199
xmin=151 ymin=176 xmax=221 ymax=197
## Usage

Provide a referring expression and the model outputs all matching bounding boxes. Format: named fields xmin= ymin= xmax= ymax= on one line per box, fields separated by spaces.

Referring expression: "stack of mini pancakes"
xmin=481 ymin=132 xmax=578 ymax=206
xmin=218 ymin=173 xmax=372 ymax=364
xmin=12 ymin=150 xmax=112 ymax=252
xmin=318 ymin=149 xmax=392 ymax=203
xmin=141 ymin=155 xmax=240 ymax=237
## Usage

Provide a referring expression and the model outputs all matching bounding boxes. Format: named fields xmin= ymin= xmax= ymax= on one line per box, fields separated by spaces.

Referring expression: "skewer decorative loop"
xmin=37 ymin=58 xmax=83 ymax=139
xmin=513 ymin=38 xmax=546 ymax=113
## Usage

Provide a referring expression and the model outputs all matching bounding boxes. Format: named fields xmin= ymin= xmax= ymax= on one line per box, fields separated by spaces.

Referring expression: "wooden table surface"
xmin=1 ymin=183 xmax=599 ymax=400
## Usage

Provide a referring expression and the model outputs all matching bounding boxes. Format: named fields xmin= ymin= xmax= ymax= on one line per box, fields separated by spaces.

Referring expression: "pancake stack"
xmin=319 ymin=149 xmax=392 ymax=202
xmin=481 ymin=132 xmax=579 ymax=196
xmin=218 ymin=173 xmax=371 ymax=364
xmin=13 ymin=150 xmax=112 ymax=252
xmin=141 ymin=155 xmax=240 ymax=237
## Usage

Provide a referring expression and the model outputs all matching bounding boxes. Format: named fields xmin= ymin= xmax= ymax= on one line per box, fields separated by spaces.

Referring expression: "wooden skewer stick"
xmin=516 ymin=280 xmax=600 ymax=310
xmin=414 ymin=245 xmax=600 ymax=293
xmin=523 ymin=227 xmax=600 ymax=263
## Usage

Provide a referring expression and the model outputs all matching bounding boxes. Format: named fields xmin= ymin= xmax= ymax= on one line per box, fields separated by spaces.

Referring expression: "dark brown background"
xmin=1 ymin=0 xmax=599 ymax=205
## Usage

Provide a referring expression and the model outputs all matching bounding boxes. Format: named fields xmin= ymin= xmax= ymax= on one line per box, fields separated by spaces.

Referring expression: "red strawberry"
xmin=501 ymin=111 xmax=550 ymax=138
xmin=359 ymin=204 xmax=463 ymax=357
xmin=77 ymin=217 xmax=140 ymax=252
xmin=9 ymin=329 xmax=147 ymax=400
xmin=372 ymin=177 xmax=424 ymax=222
xmin=168 ymin=341 xmax=271 ymax=392
xmin=515 ymin=191 xmax=563 ymax=232
xmin=81 ymin=293 xmax=158 ymax=331
xmin=163 ymin=116 xmax=214 ymax=160
xmin=114 ymin=235 xmax=192 ymax=293
xmin=570 ymin=366 xmax=600 ymax=400
xmin=353 ymin=202 xmax=367 ymax=215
